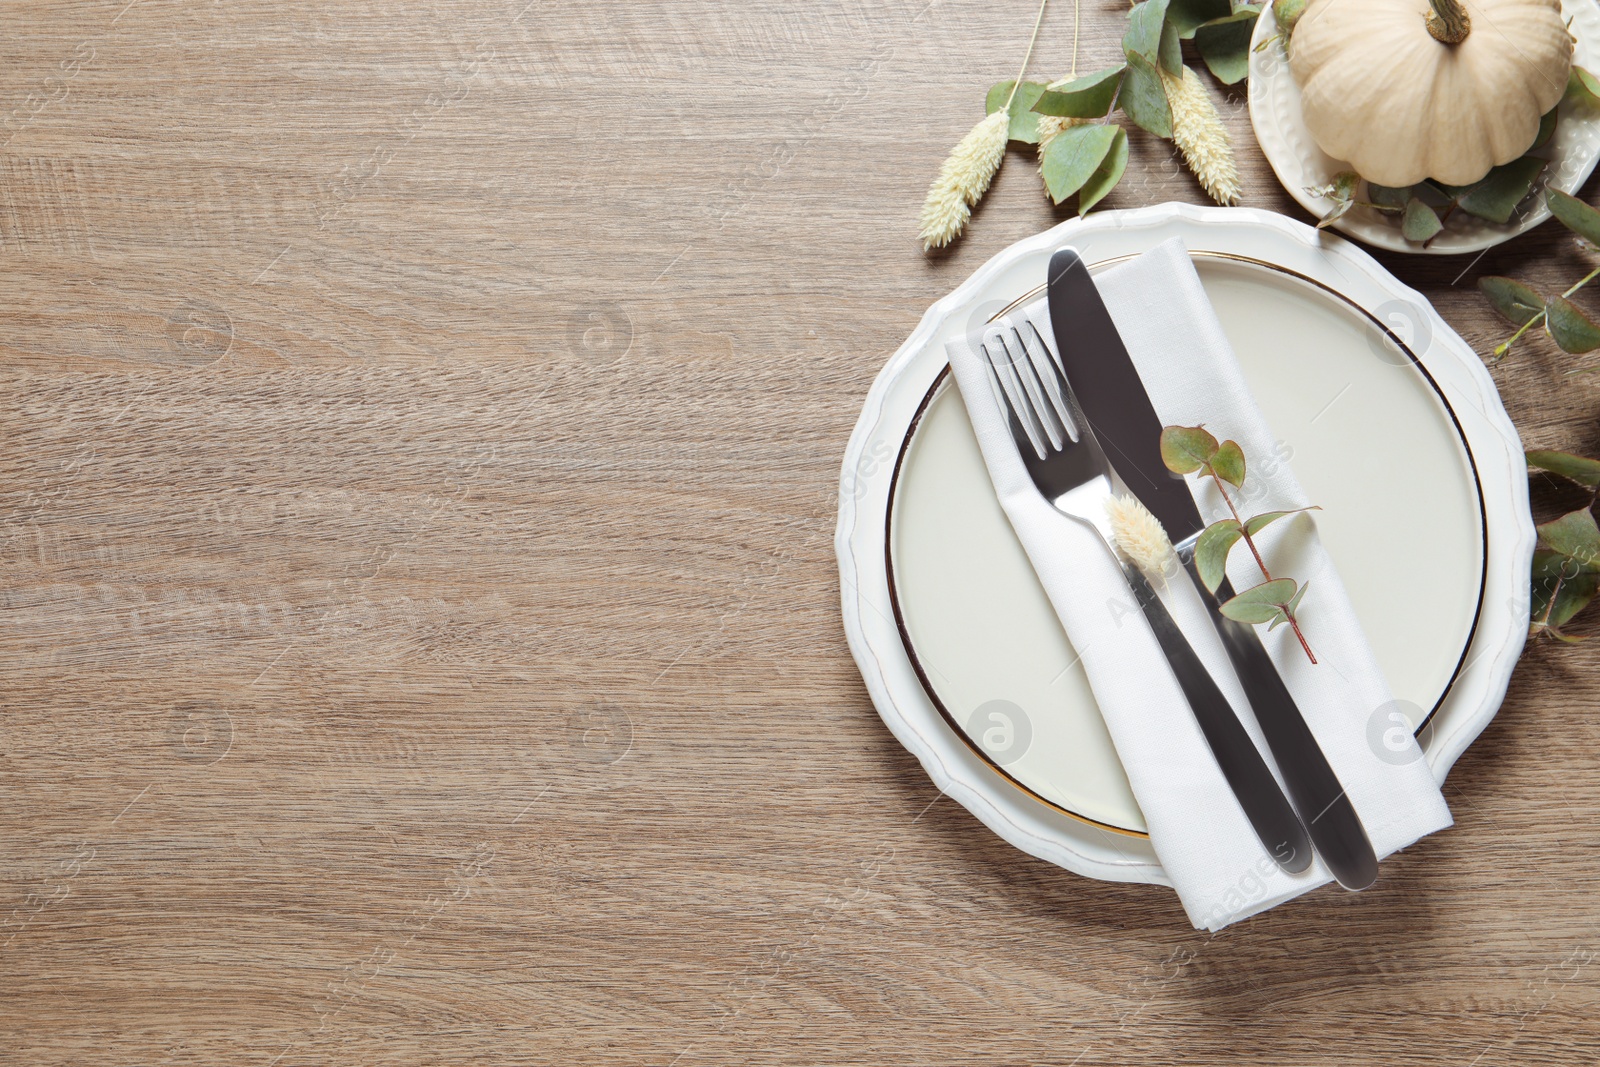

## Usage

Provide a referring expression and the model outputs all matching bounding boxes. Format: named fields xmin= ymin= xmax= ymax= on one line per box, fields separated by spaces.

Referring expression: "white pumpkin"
xmin=1290 ymin=0 xmax=1573 ymax=187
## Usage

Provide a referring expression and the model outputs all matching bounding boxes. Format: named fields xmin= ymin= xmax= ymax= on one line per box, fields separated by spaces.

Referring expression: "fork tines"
xmin=977 ymin=320 xmax=1078 ymax=461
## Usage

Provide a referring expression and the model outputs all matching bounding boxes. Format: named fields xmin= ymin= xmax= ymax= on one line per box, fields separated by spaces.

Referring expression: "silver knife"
xmin=1046 ymin=246 xmax=1379 ymax=891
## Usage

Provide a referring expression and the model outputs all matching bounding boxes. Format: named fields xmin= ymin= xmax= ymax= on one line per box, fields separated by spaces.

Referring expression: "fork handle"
xmin=1186 ymin=557 xmax=1380 ymax=892
xmin=1121 ymin=562 xmax=1312 ymax=874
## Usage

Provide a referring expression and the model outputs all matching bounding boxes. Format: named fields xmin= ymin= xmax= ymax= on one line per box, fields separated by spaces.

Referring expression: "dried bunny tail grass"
xmin=1106 ymin=492 xmax=1176 ymax=583
xmin=919 ymin=110 xmax=1010 ymax=251
xmin=1160 ymin=64 xmax=1241 ymax=206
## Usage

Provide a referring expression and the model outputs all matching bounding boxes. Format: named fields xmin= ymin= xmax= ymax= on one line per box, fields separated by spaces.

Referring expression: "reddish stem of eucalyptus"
xmin=1206 ymin=462 xmax=1318 ymax=664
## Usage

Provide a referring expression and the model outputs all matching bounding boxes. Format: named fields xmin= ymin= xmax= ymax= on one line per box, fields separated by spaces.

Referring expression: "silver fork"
xmin=977 ymin=321 xmax=1312 ymax=874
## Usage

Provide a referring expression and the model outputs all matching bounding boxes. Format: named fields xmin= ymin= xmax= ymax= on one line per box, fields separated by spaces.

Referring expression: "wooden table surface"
xmin=2 ymin=1 xmax=1598 ymax=1063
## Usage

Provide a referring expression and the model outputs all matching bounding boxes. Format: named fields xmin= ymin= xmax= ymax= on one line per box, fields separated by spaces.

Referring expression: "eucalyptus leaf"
xmin=1159 ymin=18 xmax=1184 ymax=75
xmin=1533 ymin=106 xmax=1558 ymax=151
xmin=1316 ymin=198 xmax=1355 ymax=229
xmin=1272 ymin=0 xmax=1307 ymax=34
xmin=1367 ymin=183 xmax=1413 ymax=212
xmin=1032 ymin=65 xmax=1126 ymax=118
xmin=1119 ymin=52 xmax=1173 ymax=139
xmin=1285 ymin=578 xmax=1309 ymax=614
xmin=1312 ymin=171 xmax=1358 ymax=228
xmin=1537 ymin=506 xmax=1600 ymax=569
xmin=1242 ymin=506 xmax=1319 ymax=537
xmin=1545 ymin=295 xmax=1600 ymax=354
xmin=1530 ymin=548 xmax=1600 ymax=634
xmin=1268 ymin=579 xmax=1310 ymax=630
xmin=1547 ymin=188 xmax=1600 ymax=246
xmin=1040 ymin=123 xmax=1121 ymax=205
xmin=1124 ymin=0 xmax=1175 ymax=66
xmin=1211 ymin=440 xmax=1246 ymax=487
xmin=1078 ymin=125 xmax=1129 ymax=214
xmin=1193 ymin=7 xmax=1262 ymax=86
xmin=1160 ymin=424 xmax=1220 ymax=474
xmin=1567 ymin=65 xmax=1600 ymax=108
xmin=1527 ymin=449 xmax=1600 ymax=490
xmin=1219 ymin=578 xmax=1298 ymax=625
xmin=1421 ymin=181 xmax=1461 ymax=209
xmin=1479 ymin=276 xmax=1545 ymax=327
xmin=1167 ymin=0 xmax=1233 ymax=38
xmin=986 ymin=80 xmax=1050 ymax=143
xmin=1306 ymin=171 xmax=1358 ymax=202
xmin=1401 ymin=197 xmax=1443 ymax=243
xmin=1195 ymin=519 xmax=1243 ymax=593
xmin=1450 ymin=156 xmax=1546 ymax=224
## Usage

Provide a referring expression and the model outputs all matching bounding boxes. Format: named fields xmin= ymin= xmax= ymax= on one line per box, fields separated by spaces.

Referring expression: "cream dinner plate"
xmin=836 ymin=204 xmax=1533 ymax=884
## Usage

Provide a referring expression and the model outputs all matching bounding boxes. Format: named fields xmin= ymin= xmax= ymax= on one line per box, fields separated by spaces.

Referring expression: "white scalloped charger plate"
xmin=1248 ymin=0 xmax=1600 ymax=254
xmin=836 ymin=204 xmax=1532 ymax=884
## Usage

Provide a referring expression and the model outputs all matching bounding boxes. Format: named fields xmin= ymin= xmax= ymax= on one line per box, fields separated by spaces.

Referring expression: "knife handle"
xmin=1121 ymin=562 xmax=1312 ymax=875
xmin=1185 ymin=559 xmax=1380 ymax=891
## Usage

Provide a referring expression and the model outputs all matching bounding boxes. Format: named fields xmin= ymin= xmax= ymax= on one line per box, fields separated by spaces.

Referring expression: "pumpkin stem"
xmin=1425 ymin=0 xmax=1471 ymax=43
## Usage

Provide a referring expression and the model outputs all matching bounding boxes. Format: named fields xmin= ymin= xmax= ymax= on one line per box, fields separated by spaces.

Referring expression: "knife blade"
xmin=1046 ymin=245 xmax=1379 ymax=891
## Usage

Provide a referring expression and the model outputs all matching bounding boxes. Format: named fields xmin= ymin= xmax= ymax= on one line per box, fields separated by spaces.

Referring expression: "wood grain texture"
xmin=1 ymin=1 xmax=1598 ymax=1063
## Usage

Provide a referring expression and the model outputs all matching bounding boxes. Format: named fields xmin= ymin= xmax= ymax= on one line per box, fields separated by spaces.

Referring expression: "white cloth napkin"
xmin=944 ymin=238 xmax=1452 ymax=930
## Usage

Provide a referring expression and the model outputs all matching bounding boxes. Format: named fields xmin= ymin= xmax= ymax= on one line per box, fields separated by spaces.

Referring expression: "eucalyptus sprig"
xmin=920 ymin=0 xmax=1262 ymax=248
xmin=1160 ymin=425 xmax=1320 ymax=662
xmin=1016 ymin=0 xmax=1255 ymax=210
xmin=1527 ymin=449 xmax=1600 ymax=641
xmin=1479 ymin=190 xmax=1600 ymax=361
xmin=1252 ymin=0 xmax=1305 ymax=54
xmin=1310 ymin=110 xmax=1555 ymax=245
xmin=1312 ymin=66 xmax=1600 ymax=247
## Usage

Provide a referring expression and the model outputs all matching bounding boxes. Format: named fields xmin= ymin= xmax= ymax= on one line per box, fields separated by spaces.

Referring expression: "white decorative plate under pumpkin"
xmin=1250 ymin=0 xmax=1600 ymax=254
